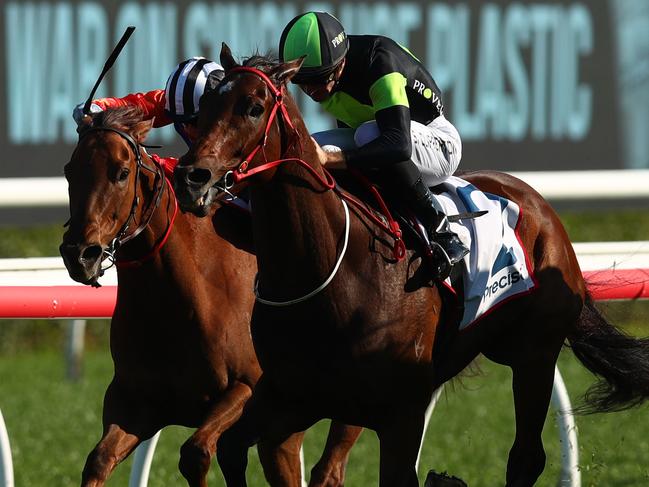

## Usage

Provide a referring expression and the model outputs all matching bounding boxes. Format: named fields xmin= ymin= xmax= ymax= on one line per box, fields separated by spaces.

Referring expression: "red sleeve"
xmin=150 ymin=154 xmax=179 ymax=179
xmin=94 ymin=89 xmax=172 ymax=128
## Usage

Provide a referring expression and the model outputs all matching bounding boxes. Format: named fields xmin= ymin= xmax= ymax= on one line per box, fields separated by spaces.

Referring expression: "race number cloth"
xmin=436 ymin=176 xmax=537 ymax=329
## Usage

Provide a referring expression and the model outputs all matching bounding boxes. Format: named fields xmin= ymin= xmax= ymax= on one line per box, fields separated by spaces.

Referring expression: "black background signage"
xmin=0 ymin=1 xmax=637 ymax=178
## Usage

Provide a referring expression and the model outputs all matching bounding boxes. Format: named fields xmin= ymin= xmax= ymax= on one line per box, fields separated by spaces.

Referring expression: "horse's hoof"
xmin=424 ymin=469 xmax=468 ymax=487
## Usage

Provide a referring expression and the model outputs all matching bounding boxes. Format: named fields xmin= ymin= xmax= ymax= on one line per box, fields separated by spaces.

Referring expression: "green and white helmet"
xmin=278 ymin=12 xmax=349 ymax=84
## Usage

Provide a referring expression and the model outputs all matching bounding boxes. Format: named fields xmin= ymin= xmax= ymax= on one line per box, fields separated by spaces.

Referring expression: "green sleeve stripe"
xmin=369 ymin=72 xmax=409 ymax=112
xmin=321 ymin=92 xmax=375 ymax=129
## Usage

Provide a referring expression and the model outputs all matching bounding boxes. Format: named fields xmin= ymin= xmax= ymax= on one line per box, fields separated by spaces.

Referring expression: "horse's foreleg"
xmin=377 ymin=411 xmax=425 ymax=487
xmin=179 ymin=381 xmax=252 ymax=487
xmin=309 ymin=422 xmax=363 ymax=487
xmin=81 ymin=385 xmax=157 ymax=487
xmin=257 ymin=432 xmax=305 ymax=487
xmin=218 ymin=376 xmax=315 ymax=487
xmin=505 ymin=356 xmax=558 ymax=487
xmin=80 ymin=424 xmax=141 ymax=487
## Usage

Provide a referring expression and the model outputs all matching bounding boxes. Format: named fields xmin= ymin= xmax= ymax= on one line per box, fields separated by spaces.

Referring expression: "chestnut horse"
xmin=59 ymin=107 xmax=362 ymax=487
xmin=173 ymin=47 xmax=649 ymax=487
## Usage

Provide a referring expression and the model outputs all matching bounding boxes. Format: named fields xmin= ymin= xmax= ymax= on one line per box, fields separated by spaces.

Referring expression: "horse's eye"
xmin=248 ymin=103 xmax=264 ymax=118
xmin=118 ymin=168 xmax=130 ymax=182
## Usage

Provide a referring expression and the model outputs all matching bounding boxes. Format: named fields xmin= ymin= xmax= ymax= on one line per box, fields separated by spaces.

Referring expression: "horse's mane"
xmin=92 ymin=105 xmax=146 ymax=131
xmin=242 ymin=51 xmax=278 ymax=72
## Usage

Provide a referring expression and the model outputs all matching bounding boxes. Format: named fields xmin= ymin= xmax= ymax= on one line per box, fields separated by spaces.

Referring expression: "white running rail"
xmin=1 ymin=241 xmax=647 ymax=285
xmin=2 ymin=170 xmax=649 ymax=208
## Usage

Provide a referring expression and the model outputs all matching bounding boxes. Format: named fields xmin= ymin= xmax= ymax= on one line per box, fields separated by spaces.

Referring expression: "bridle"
xmin=210 ymin=66 xmax=335 ymax=194
xmin=214 ymin=66 xmax=404 ymax=256
xmin=77 ymin=126 xmax=177 ymax=270
xmin=206 ymin=66 xmax=406 ymax=306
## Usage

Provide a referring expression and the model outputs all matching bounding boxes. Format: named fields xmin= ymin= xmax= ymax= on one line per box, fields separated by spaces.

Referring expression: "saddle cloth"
xmin=435 ymin=176 xmax=537 ymax=330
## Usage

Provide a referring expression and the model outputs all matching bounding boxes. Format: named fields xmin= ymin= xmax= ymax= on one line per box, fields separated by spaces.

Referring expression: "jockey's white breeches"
xmin=312 ymin=115 xmax=462 ymax=187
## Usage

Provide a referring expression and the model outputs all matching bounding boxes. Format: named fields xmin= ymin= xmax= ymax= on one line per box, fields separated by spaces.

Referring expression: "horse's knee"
xmin=506 ymin=440 xmax=545 ymax=487
xmin=81 ymin=447 xmax=118 ymax=485
xmin=309 ymin=460 xmax=346 ymax=487
xmin=258 ymin=436 xmax=303 ymax=487
xmin=178 ymin=439 xmax=213 ymax=484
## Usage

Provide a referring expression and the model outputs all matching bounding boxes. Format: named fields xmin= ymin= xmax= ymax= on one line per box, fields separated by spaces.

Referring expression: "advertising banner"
xmin=1 ymin=0 xmax=646 ymax=178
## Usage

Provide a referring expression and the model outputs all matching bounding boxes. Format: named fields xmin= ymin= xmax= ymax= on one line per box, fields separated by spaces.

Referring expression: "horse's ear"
xmin=76 ymin=114 xmax=94 ymax=135
xmin=220 ymin=43 xmax=239 ymax=71
xmin=271 ymin=56 xmax=305 ymax=85
xmin=132 ymin=118 xmax=155 ymax=143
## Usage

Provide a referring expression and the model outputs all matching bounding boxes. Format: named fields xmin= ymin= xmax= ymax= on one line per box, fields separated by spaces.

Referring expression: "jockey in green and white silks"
xmin=279 ymin=11 xmax=469 ymax=275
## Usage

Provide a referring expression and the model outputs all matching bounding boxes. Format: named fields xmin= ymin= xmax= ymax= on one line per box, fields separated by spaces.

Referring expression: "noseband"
xmin=77 ymin=126 xmax=173 ymax=269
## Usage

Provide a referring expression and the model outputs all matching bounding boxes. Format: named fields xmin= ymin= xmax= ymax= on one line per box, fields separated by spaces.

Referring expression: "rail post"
xmin=65 ymin=319 xmax=86 ymax=381
xmin=0 ymin=409 xmax=14 ymax=487
xmin=552 ymin=367 xmax=581 ymax=486
xmin=129 ymin=431 xmax=161 ymax=487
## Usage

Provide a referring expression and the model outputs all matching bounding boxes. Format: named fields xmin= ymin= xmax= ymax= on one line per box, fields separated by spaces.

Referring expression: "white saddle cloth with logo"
xmin=434 ymin=176 xmax=537 ymax=329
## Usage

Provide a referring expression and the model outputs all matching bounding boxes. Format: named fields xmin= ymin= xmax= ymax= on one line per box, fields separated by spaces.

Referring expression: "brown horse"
xmin=59 ymin=106 xmax=362 ymax=487
xmin=173 ymin=46 xmax=649 ymax=487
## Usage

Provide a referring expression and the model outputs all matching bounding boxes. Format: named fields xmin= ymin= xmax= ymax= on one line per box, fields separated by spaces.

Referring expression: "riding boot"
xmin=409 ymin=177 xmax=469 ymax=278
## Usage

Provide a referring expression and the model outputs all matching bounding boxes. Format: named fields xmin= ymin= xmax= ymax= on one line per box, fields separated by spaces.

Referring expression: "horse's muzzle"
xmin=59 ymin=241 xmax=104 ymax=285
xmin=174 ymin=162 xmax=219 ymax=215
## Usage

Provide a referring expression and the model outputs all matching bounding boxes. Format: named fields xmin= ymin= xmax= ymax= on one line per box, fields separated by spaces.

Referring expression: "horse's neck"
xmin=250 ymin=153 xmax=344 ymax=298
xmin=117 ymin=170 xmax=253 ymax=286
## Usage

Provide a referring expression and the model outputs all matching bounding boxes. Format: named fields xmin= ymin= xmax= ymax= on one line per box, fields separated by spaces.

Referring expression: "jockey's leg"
xmin=354 ymin=119 xmax=468 ymax=278
xmin=408 ymin=174 xmax=469 ymax=275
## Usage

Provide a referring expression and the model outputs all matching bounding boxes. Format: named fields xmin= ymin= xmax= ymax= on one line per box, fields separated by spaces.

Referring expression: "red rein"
xmin=227 ymin=66 xmax=406 ymax=261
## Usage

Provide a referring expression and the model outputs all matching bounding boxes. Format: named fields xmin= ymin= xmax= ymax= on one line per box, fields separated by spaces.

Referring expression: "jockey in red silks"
xmin=73 ymin=57 xmax=225 ymax=175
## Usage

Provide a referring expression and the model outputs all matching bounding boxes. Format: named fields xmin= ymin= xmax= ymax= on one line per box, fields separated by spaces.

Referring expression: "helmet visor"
xmin=291 ymin=62 xmax=340 ymax=85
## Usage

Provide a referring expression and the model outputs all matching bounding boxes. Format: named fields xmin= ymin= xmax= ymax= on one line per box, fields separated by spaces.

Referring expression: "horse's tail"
xmin=567 ymin=295 xmax=649 ymax=413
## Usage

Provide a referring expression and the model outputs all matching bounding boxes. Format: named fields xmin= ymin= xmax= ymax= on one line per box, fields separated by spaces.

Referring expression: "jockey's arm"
xmin=343 ymin=104 xmax=412 ymax=169
xmin=93 ymin=90 xmax=173 ymax=128
xmin=340 ymin=60 xmax=413 ymax=169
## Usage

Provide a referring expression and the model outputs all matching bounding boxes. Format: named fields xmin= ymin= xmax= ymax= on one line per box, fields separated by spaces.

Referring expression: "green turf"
xmin=0 ymin=223 xmax=62 ymax=257
xmin=2 ymin=345 xmax=649 ymax=486
xmin=2 ymin=210 xmax=649 ymax=258
xmin=1 ymin=211 xmax=649 ymax=485
xmin=559 ymin=209 xmax=649 ymax=242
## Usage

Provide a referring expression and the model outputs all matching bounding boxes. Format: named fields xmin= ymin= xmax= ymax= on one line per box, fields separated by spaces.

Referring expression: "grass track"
xmin=2 ymin=344 xmax=649 ymax=486
xmin=1 ymin=210 xmax=648 ymax=485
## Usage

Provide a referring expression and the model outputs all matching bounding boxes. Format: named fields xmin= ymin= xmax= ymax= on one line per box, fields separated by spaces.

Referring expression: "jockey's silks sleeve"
xmin=150 ymin=154 xmax=178 ymax=179
xmin=94 ymin=89 xmax=172 ymax=128
xmin=319 ymin=35 xmax=444 ymax=169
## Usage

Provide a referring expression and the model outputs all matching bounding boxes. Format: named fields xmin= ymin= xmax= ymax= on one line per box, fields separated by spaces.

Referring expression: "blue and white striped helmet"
xmin=164 ymin=57 xmax=224 ymax=122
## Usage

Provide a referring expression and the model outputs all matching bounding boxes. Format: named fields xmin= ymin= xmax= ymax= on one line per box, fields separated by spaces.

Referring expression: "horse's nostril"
xmin=81 ymin=245 xmax=103 ymax=262
xmin=186 ymin=167 xmax=213 ymax=186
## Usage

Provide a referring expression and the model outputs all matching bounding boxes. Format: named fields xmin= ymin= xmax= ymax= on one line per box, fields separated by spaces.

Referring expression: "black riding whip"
xmin=82 ymin=26 xmax=136 ymax=114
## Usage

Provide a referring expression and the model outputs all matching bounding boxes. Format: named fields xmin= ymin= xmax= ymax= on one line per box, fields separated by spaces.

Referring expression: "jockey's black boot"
xmin=410 ymin=177 xmax=469 ymax=279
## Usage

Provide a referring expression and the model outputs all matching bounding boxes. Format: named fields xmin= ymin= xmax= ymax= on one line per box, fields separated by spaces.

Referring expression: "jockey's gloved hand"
xmin=72 ymin=102 xmax=103 ymax=126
